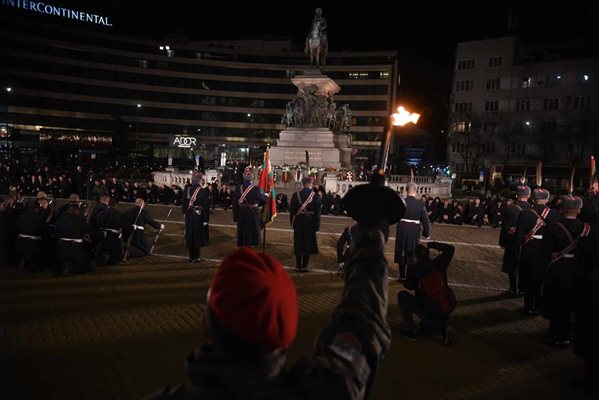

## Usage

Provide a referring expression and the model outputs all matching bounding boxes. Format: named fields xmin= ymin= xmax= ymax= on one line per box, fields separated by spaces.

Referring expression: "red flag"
xmin=259 ymin=146 xmax=277 ymax=226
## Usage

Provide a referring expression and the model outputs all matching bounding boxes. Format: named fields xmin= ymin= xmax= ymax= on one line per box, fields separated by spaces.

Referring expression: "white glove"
xmin=203 ymin=222 xmax=208 ymax=226
xmin=160 ymin=224 xmax=165 ymax=230
xmin=339 ymin=262 xmax=344 ymax=268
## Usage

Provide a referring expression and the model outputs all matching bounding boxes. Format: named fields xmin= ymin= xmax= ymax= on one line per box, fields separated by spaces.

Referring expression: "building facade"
xmin=448 ymin=37 xmax=599 ymax=188
xmin=0 ymin=9 xmax=397 ymax=167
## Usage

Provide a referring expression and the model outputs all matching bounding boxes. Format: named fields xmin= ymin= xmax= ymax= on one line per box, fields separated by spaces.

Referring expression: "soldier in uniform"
xmin=499 ymin=185 xmax=532 ymax=294
xmin=15 ymin=198 xmax=50 ymax=271
xmin=573 ymin=208 xmax=599 ymax=395
xmin=94 ymin=197 xmax=125 ymax=266
xmin=54 ymin=203 xmax=92 ymax=275
xmin=516 ymin=188 xmax=560 ymax=314
xmin=123 ymin=198 xmax=164 ymax=258
xmin=538 ymin=195 xmax=589 ymax=346
xmin=289 ymin=177 xmax=322 ymax=272
xmin=232 ymin=168 xmax=267 ymax=248
xmin=182 ymin=172 xmax=210 ymax=262
xmin=145 ymin=209 xmax=393 ymax=400
xmin=394 ymin=182 xmax=430 ymax=279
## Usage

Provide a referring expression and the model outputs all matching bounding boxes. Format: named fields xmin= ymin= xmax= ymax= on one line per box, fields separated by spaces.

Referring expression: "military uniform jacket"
xmin=516 ymin=205 xmax=560 ymax=273
xmin=15 ymin=210 xmax=49 ymax=257
xmin=538 ymin=217 xmax=589 ymax=322
xmin=500 ymin=200 xmax=531 ymax=273
xmin=123 ymin=207 xmax=161 ymax=256
xmin=55 ymin=212 xmax=91 ymax=272
xmin=182 ymin=184 xmax=211 ymax=248
xmin=232 ymin=184 xmax=266 ymax=247
xmin=289 ymin=189 xmax=322 ymax=256
xmin=95 ymin=206 xmax=125 ymax=264
xmin=394 ymin=196 xmax=430 ymax=264
xmin=145 ymin=228 xmax=391 ymax=400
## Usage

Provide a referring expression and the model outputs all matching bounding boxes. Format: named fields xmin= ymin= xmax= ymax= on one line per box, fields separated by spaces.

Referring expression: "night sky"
xmin=10 ymin=0 xmax=598 ymax=134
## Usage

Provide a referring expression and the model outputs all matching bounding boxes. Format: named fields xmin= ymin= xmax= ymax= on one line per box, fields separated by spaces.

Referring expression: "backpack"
xmin=419 ymin=270 xmax=457 ymax=316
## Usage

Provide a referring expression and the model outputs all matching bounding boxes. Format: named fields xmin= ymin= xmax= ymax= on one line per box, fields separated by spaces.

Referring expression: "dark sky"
xmin=11 ymin=0 xmax=597 ymax=134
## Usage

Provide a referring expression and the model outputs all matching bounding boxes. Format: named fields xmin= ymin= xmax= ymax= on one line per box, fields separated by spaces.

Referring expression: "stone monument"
xmin=269 ymin=8 xmax=352 ymax=169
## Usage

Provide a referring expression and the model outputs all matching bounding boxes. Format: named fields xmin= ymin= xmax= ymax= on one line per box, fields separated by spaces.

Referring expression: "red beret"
xmin=208 ymin=247 xmax=298 ymax=353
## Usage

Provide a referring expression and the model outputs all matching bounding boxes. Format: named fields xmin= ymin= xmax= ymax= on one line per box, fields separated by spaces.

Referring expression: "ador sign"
xmin=171 ymin=136 xmax=198 ymax=148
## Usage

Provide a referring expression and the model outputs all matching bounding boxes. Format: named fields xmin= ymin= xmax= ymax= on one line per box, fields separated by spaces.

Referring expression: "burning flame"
xmin=391 ymin=106 xmax=420 ymax=127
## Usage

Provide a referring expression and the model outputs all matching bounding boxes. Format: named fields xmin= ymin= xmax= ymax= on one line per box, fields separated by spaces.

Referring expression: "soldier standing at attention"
xmin=182 ymin=172 xmax=210 ymax=262
xmin=516 ymin=188 xmax=560 ymax=314
xmin=538 ymin=196 xmax=589 ymax=346
xmin=394 ymin=182 xmax=430 ymax=279
xmin=232 ymin=168 xmax=267 ymax=248
xmin=499 ymin=185 xmax=531 ymax=294
xmin=289 ymin=177 xmax=322 ymax=273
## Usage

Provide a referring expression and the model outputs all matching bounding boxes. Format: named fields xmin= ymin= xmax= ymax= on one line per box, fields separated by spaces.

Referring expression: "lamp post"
xmin=342 ymin=105 xmax=421 ymax=225
xmin=4 ymin=87 xmax=11 ymax=163
xmin=135 ymin=103 xmax=141 ymax=158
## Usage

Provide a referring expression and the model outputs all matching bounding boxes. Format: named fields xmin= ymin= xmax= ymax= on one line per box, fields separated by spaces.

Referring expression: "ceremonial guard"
xmin=499 ymin=185 xmax=531 ymax=294
xmin=15 ymin=198 xmax=50 ymax=271
xmin=394 ymin=182 xmax=430 ymax=279
xmin=94 ymin=197 xmax=125 ymax=265
xmin=182 ymin=172 xmax=210 ymax=262
xmin=289 ymin=177 xmax=321 ymax=272
xmin=123 ymin=198 xmax=164 ymax=258
xmin=538 ymin=196 xmax=589 ymax=346
xmin=516 ymin=188 xmax=560 ymax=314
xmin=232 ymin=168 xmax=267 ymax=247
xmin=54 ymin=203 xmax=92 ymax=275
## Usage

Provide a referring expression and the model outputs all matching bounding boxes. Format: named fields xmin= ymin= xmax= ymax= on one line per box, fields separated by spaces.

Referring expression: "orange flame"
xmin=391 ymin=106 xmax=420 ymax=127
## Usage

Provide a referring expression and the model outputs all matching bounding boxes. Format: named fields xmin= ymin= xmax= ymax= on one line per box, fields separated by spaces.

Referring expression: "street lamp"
xmin=342 ymin=105 xmax=421 ymax=225
xmin=4 ymin=87 xmax=12 ymax=162
xmin=135 ymin=104 xmax=142 ymax=156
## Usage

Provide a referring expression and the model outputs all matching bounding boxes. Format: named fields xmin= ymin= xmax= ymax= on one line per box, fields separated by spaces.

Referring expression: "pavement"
xmin=0 ymin=205 xmax=595 ymax=399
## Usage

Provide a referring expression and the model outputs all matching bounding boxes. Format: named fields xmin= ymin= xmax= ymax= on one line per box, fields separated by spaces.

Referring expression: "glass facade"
xmin=0 ymin=14 xmax=395 ymax=160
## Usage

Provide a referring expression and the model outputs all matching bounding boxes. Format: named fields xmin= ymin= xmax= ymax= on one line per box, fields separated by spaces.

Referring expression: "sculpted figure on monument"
xmin=304 ymin=8 xmax=328 ymax=69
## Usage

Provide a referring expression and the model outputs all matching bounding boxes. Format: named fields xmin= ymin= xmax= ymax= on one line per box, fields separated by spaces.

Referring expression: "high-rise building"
xmin=448 ymin=37 xmax=599 ymax=188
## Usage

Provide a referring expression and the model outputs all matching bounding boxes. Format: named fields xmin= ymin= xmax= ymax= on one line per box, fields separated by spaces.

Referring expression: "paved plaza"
xmin=0 ymin=205 xmax=594 ymax=399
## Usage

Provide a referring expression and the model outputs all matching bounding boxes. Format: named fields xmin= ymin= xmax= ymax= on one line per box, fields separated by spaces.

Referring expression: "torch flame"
xmin=391 ymin=106 xmax=421 ymax=127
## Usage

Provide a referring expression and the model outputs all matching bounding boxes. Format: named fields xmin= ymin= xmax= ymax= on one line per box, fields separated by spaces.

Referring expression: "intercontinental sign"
xmin=2 ymin=0 xmax=112 ymax=26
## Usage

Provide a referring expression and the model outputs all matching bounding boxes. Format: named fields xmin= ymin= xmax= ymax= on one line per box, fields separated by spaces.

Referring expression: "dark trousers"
xmin=295 ymin=254 xmax=310 ymax=269
xmin=508 ymin=272 xmax=517 ymax=292
xmin=549 ymin=319 xmax=571 ymax=342
xmin=523 ymin=275 xmax=542 ymax=311
xmin=398 ymin=291 xmax=448 ymax=333
xmin=188 ymin=243 xmax=200 ymax=260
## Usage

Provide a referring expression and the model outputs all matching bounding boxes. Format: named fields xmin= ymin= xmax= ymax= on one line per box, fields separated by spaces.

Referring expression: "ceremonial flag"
xmin=259 ymin=145 xmax=277 ymax=226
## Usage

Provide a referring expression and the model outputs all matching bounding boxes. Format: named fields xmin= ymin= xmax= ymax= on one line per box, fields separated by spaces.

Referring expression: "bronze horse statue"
xmin=304 ymin=19 xmax=328 ymax=69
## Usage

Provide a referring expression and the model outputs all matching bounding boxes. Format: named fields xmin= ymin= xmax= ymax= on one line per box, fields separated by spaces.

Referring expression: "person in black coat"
xmin=397 ymin=241 xmax=455 ymax=342
xmin=54 ymin=203 xmax=92 ymax=275
xmin=336 ymin=222 xmax=358 ymax=276
xmin=123 ymin=198 xmax=163 ymax=258
xmin=232 ymin=170 xmax=267 ymax=247
xmin=516 ymin=188 xmax=560 ymax=314
xmin=94 ymin=197 xmax=125 ymax=266
xmin=288 ymin=177 xmax=322 ymax=272
xmin=500 ymin=186 xmax=532 ymax=294
xmin=394 ymin=182 xmax=431 ymax=279
xmin=467 ymin=198 xmax=484 ymax=226
xmin=538 ymin=195 xmax=588 ymax=346
xmin=182 ymin=173 xmax=211 ymax=262
xmin=275 ymin=192 xmax=288 ymax=213
xmin=15 ymin=199 xmax=50 ymax=271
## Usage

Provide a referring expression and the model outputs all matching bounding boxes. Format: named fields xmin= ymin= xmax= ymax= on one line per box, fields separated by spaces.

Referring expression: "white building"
xmin=448 ymin=37 xmax=599 ymax=188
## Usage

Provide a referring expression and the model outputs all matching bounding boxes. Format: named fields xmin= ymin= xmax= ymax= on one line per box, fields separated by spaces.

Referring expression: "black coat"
xmin=289 ymin=189 xmax=322 ymax=256
xmin=336 ymin=224 xmax=359 ymax=263
xmin=54 ymin=212 xmax=92 ymax=273
xmin=500 ymin=200 xmax=531 ymax=273
xmin=95 ymin=206 xmax=125 ymax=265
xmin=15 ymin=210 xmax=50 ymax=270
xmin=539 ymin=217 xmax=589 ymax=322
xmin=232 ymin=183 xmax=266 ymax=247
xmin=182 ymin=185 xmax=211 ymax=249
xmin=394 ymin=196 xmax=430 ymax=265
xmin=123 ymin=206 xmax=161 ymax=257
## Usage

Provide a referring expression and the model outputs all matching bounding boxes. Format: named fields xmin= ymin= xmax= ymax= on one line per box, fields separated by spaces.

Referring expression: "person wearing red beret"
xmin=146 ymin=219 xmax=392 ymax=400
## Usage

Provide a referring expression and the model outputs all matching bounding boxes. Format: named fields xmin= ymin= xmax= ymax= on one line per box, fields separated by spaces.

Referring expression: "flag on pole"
xmin=259 ymin=145 xmax=277 ymax=226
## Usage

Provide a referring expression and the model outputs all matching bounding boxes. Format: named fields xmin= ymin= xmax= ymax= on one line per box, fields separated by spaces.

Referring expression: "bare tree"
xmin=448 ymin=112 xmax=494 ymax=176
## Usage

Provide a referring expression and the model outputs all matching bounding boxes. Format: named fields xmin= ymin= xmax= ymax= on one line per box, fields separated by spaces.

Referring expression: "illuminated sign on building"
xmin=1 ymin=0 xmax=112 ymax=26
xmin=170 ymin=136 xmax=198 ymax=149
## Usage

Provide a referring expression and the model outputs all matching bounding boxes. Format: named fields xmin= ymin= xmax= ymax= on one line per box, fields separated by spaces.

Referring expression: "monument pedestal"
xmin=270 ymin=127 xmax=351 ymax=169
